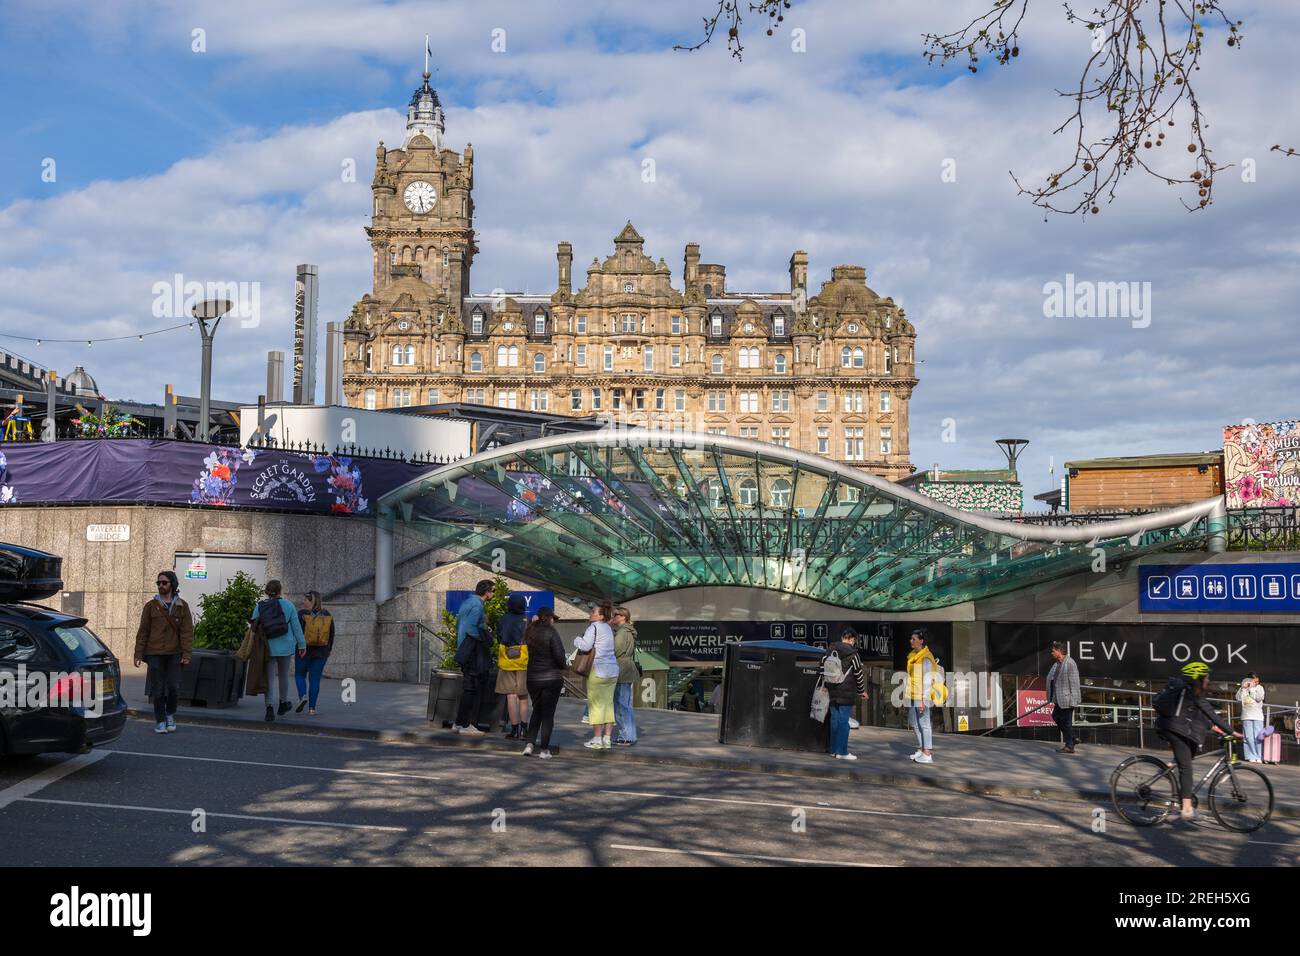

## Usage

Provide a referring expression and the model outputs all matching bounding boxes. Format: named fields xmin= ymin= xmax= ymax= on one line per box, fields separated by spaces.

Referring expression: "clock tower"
xmin=342 ymin=62 xmax=478 ymax=410
xmin=365 ymin=68 xmax=476 ymax=302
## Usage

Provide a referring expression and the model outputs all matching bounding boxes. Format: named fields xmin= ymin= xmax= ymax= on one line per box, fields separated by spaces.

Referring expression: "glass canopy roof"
xmin=378 ymin=430 xmax=1223 ymax=612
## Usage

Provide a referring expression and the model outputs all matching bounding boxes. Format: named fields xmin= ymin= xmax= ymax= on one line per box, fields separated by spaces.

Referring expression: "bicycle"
xmin=1109 ymin=734 xmax=1274 ymax=832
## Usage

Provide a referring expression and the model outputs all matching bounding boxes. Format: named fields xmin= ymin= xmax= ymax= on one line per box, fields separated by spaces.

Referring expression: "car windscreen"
xmin=51 ymin=625 xmax=112 ymax=661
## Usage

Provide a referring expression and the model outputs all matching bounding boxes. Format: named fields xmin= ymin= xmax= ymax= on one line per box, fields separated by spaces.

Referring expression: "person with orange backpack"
xmin=294 ymin=590 xmax=334 ymax=716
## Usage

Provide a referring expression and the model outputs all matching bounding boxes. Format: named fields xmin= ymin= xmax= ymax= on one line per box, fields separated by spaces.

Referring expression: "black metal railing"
xmin=2 ymin=430 xmax=467 ymax=466
xmin=1228 ymin=506 xmax=1300 ymax=552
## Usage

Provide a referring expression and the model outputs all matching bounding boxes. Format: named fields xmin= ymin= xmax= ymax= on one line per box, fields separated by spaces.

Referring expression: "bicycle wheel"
xmin=1110 ymin=755 xmax=1177 ymax=826
xmin=1209 ymin=764 xmax=1274 ymax=832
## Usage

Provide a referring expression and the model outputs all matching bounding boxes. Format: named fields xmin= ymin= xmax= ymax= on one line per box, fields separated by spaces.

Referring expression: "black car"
xmin=0 ymin=544 xmax=126 ymax=757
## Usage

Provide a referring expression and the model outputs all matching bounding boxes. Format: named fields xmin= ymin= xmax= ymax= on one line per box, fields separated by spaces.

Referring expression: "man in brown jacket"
xmin=133 ymin=570 xmax=193 ymax=734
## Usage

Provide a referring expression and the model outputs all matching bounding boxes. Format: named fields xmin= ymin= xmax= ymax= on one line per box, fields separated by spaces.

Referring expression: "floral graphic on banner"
xmin=313 ymin=456 xmax=369 ymax=514
xmin=191 ymin=447 xmax=255 ymax=506
xmin=1223 ymin=420 xmax=1299 ymax=508
xmin=0 ymin=451 xmax=17 ymax=504
xmin=916 ymin=481 xmax=1023 ymax=513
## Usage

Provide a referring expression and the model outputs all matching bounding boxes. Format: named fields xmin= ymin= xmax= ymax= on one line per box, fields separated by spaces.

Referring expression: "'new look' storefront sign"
xmin=1140 ymin=563 xmax=1300 ymax=613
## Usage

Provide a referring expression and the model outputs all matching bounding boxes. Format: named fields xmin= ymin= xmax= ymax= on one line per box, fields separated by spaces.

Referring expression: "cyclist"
xmin=1154 ymin=661 xmax=1243 ymax=822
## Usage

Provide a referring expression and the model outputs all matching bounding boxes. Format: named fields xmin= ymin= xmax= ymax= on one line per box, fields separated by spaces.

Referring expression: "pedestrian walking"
xmin=1237 ymin=673 xmax=1266 ymax=763
xmin=295 ymin=591 xmax=333 ymax=716
xmin=133 ymin=570 xmax=193 ymax=734
xmin=249 ymin=580 xmax=305 ymax=722
xmin=522 ymin=607 xmax=567 ymax=758
xmin=611 ymin=605 xmax=639 ymax=746
xmin=496 ymin=593 xmax=531 ymax=739
xmin=1046 ymin=641 xmax=1081 ymax=754
xmin=904 ymin=628 xmax=938 ymax=764
xmin=825 ymin=628 xmax=867 ymax=761
xmin=452 ymin=579 xmax=494 ymax=735
xmin=575 ymin=602 xmax=618 ymax=750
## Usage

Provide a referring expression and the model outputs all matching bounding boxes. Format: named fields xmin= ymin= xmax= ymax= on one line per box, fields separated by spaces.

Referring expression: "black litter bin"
xmin=718 ymin=640 xmax=827 ymax=753
xmin=174 ymin=650 xmax=244 ymax=708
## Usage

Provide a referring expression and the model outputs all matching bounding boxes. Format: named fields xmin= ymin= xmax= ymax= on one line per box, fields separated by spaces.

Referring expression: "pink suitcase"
xmin=1262 ymin=727 xmax=1282 ymax=764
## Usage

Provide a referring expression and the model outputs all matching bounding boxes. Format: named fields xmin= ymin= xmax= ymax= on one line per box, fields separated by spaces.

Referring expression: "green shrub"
xmin=437 ymin=575 xmax=510 ymax=670
xmin=192 ymin=571 xmax=262 ymax=651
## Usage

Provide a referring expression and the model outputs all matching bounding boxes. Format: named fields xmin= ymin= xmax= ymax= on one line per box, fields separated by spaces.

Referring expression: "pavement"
xmin=120 ymin=669 xmax=1300 ymax=819
xmin=5 ymin=720 xmax=1297 ymax=866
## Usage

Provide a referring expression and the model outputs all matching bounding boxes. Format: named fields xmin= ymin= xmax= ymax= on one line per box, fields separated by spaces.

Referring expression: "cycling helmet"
xmin=1181 ymin=661 xmax=1211 ymax=681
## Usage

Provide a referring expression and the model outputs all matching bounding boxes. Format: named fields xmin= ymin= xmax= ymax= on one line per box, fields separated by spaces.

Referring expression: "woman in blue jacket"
xmin=249 ymin=579 xmax=306 ymax=722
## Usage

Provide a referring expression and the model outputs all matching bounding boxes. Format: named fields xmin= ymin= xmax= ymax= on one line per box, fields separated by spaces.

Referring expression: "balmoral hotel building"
xmin=343 ymin=72 xmax=918 ymax=480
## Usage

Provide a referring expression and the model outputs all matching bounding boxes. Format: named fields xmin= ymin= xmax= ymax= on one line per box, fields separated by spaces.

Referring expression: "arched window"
xmin=771 ymin=478 xmax=792 ymax=508
xmin=711 ymin=354 xmax=724 ymax=374
xmin=365 ymin=346 xmax=373 ymax=371
xmin=738 ymin=478 xmax=759 ymax=507
xmin=853 ymin=347 xmax=865 ymax=368
xmin=405 ymin=345 xmax=415 ymax=366
xmin=533 ymin=353 xmax=545 ymax=373
xmin=509 ymin=345 xmax=519 ymax=367
xmin=841 ymin=347 xmax=851 ymax=367
xmin=496 ymin=346 xmax=508 ymax=367
xmin=470 ymin=352 xmax=482 ymax=372
xmin=774 ymin=354 xmax=787 ymax=374
xmin=392 ymin=345 xmax=403 ymax=366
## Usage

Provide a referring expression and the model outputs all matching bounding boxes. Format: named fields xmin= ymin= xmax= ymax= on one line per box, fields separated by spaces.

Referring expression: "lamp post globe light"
xmin=191 ymin=298 xmax=233 ymax=441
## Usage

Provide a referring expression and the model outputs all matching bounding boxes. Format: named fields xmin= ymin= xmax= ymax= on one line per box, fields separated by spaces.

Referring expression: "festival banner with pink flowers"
xmin=1223 ymin=420 xmax=1300 ymax=509
xmin=0 ymin=439 xmax=436 ymax=515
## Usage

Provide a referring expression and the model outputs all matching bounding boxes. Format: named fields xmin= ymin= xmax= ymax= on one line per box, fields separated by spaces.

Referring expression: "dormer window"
xmin=773 ymin=312 xmax=786 ymax=336
xmin=710 ymin=312 xmax=723 ymax=337
xmin=534 ymin=312 xmax=546 ymax=335
xmin=471 ymin=310 xmax=484 ymax=335
xmin=848 ymin=323 xmax=859 ymax=333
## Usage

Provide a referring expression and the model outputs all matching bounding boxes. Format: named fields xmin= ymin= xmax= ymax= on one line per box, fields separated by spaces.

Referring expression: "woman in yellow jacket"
xmin=904 ymin=629 xmax=943 ymax=764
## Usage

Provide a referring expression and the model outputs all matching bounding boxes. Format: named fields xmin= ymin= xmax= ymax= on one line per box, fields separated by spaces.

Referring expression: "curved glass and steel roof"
xmin=378 ymin=429 xmax=1224 ymax=612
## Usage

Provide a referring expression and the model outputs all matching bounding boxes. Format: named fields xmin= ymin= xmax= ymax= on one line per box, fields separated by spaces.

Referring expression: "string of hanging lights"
xmin=0 ymin=321 xmax=195 ymax=347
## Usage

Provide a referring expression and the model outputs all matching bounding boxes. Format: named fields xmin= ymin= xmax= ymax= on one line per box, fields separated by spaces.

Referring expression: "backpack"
xmin=822 ymin=649 xmax=847 ymax=685
xmin=929 ymin=656 xmax=948 ymax=705
xmin=302 ymin=612 xmax=331 ymax=647
xmin=1153 ymin=678 xmax=1187 ymax=718
xmin=257 ymin=598 xmax=289 ymax=639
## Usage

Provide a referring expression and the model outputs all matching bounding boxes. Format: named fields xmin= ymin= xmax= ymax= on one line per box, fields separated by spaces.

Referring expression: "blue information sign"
xmin=445 ymin=590 xmax=556 ymax=616
xmin=1139 ymin=563 xmax=1300 ymax=613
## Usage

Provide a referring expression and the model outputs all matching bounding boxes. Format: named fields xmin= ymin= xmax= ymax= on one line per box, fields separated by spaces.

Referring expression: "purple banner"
xmin=0 ymin=440 xmax=436 ymax=516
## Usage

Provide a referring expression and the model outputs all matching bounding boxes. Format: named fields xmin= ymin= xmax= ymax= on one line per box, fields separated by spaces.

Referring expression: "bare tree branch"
xmin=675 ymin=0 xmax=790 ymax=59
xmin=682 ymin=0 xmax=1291 ymax=216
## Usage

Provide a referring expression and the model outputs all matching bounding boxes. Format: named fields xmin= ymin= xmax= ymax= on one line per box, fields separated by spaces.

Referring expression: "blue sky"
xmin=1 ymin=0 xmax=1298 ymax=500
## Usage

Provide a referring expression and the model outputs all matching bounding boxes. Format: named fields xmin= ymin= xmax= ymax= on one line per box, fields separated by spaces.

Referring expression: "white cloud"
xmin=2 ymin=0 xmax=1298 ymax=494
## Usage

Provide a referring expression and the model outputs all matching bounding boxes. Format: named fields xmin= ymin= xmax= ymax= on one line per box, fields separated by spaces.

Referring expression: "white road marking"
xmin=18 ymin=797 xmax=406 ymax=832
xmin=1247 ymin=840 xmax=1300 ymax=848
xmin=599 ymin=788 xmax=1067 ymax=830
xmin=609 ymin=843 xmax=887 ymax=867
xmin=104 ymin=749 xmax=443 ymax=782
xmin=0 ymin=751 xmax=109 ymax=812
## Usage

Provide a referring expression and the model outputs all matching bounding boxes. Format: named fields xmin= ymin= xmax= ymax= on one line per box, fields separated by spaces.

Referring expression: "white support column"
xmin=374 ymin=506 xmax=395 ymax=603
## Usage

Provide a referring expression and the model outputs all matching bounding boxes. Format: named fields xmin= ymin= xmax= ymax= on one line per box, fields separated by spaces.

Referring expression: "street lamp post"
xmin=191 ymin=299 xmax=233 ymax=441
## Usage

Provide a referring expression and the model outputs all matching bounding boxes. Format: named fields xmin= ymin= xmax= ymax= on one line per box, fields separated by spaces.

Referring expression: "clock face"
xmin=403 ymin=180 xmax=437 ymax=214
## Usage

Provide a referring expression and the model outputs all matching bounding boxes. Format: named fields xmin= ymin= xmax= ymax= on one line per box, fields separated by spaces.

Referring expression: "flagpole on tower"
xmin=424 ymin=34 xmax=430 ymax=79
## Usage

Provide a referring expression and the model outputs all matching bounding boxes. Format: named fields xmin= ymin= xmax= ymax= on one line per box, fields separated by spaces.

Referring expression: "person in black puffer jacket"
xmin=522 ymin=607 xmax=568 ymax=758
xmin=825 ymin=627 xmax=867 ymax=760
